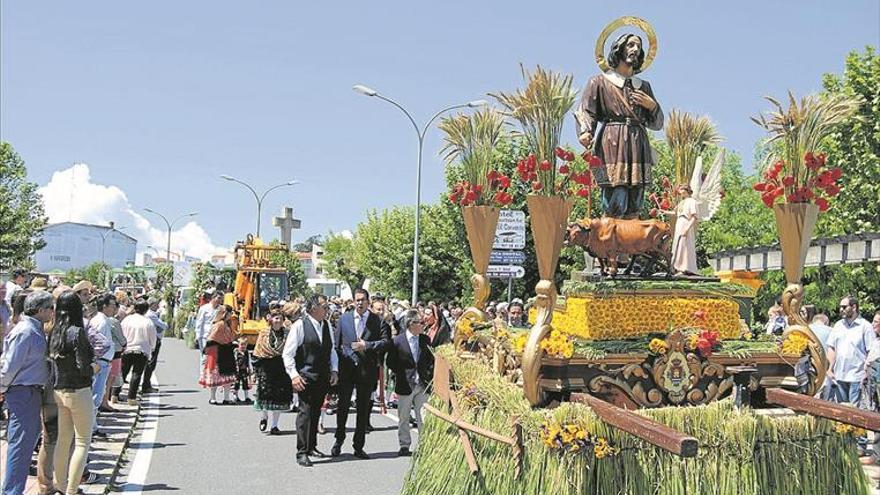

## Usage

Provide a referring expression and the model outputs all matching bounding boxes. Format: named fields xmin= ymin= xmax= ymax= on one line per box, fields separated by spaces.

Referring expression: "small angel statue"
xmin=660 ymin=150 xmax=725 ymax=276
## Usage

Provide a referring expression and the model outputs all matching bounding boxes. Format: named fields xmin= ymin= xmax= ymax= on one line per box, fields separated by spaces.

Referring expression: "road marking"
xmin=121 ymin=374 xmax=160 ymax=494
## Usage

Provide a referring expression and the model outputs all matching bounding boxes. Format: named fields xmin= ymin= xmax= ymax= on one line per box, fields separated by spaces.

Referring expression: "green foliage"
xmin=63 ymin=262 xmax=111 ymax=289
xmin=267 ymin=241 xmax=311 ymax=298
xmin=817 ymin=46 xmax=880 ymax=235
xmin=352 ymin=202 xmax=470 ymax=303
xmin=0 ymin=142 xmax=47 ymax=270
xmin=293 ymin=234 xmax=323 ymax=253
xmin=321 ymin=232 xmax=366 ymax=292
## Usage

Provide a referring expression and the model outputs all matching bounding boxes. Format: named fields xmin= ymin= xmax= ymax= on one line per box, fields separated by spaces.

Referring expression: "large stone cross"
xmin=273 ymin=207 xmax=301 ymax=249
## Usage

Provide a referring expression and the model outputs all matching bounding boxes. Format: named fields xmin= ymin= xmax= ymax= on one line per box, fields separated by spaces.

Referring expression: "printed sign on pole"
xmin=493 ymin=210 xmax=526 ymax=250
xmin=487 ymin=265 xmax=526 ymax=279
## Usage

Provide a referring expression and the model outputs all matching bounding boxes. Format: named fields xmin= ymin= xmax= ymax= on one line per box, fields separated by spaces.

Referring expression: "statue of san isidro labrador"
xmin=575 ymin=17 xmax=663 ymax=219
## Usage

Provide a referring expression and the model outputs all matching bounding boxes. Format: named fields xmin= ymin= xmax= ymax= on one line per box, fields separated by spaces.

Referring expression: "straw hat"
xmin=72 ymin=280 xmax=94 ymax=293
xmin=28 ymin=277 xmax=49 ymax=291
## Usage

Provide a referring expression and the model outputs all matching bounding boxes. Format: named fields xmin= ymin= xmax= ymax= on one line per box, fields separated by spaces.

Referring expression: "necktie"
xmin=410 ymin=336 xmax=419 ymax=363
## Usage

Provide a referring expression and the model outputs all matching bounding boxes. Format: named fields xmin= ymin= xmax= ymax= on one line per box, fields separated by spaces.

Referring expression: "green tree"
xmin=0 ymin=142 xmax=47 ymax=270
xmin=322 ymin=232 xmax=366 ymax=292
xmin=817 ymin=46 xmax=880 ymax=236
xmin=293 ymin=234 xmax=324 ymax=253
xmin=63 ymin=262 xmax=111 ymax=289
xmin=267 ymin=241 xmax=311 ymax=298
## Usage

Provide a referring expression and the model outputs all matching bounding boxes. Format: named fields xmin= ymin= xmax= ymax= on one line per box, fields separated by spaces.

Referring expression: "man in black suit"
xmin=386 ymin=309 xmax=434 ymax=457
xmin=282 ymin=294 xmax=339 ymax=467
xmin=332 ymin=288 xmax=391 ymax=459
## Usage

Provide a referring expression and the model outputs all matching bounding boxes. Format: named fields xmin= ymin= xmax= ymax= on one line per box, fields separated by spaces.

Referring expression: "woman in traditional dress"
xmin=669 ymin=184 xmax=699 ymax=276
xmin=198 ymin=304 xmax=238 ymax=404
xmin=252 ymin=307 xmax=293 ymax=434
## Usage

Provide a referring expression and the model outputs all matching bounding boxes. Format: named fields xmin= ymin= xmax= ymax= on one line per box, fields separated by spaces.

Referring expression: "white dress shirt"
xmin=282 ymin=314 xmax=338 ymax=380
xmin=195 ymin=303 xmax=217 ymax=342
xmin=354 ymin=310 xmax=369 ymax=339
xmin=406 ymin=329 xmax=420 ymax=383
xmin=828 ymin=316 xmax=877 ymax=382
xmin=122 ymin=313 xmax=158 ymax=356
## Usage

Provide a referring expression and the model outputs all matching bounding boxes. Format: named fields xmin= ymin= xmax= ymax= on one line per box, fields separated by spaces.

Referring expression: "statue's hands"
xmin=578 ymin=131 xmax=593 ymax=149
xmin=631 ymin=90 xmax=657 ymax=112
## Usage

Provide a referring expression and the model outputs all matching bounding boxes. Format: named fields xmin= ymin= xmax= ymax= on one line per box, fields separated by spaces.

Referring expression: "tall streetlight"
xmin=353 ymin=84 xmax=488 ymax=305
xmin=100 ymin=223 xmax=128 ymax=265
xmin=220 ymin=175 xmax=299 ymax=238
xmin=143 ymin=208 xmax=198 ymax=263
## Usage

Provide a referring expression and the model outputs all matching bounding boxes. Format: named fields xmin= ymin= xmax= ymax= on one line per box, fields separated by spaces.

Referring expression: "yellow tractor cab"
xmin=224 ymin=235 xmax=289 ymax=346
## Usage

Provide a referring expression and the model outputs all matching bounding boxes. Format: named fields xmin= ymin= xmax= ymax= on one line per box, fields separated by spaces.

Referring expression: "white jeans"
xmin=397 ymin=383 xmax=427 ymax=449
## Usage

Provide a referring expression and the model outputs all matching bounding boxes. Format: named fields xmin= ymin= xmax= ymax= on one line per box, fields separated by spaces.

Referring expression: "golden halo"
xmin=594 ymin=16 xmax=657 ymax=74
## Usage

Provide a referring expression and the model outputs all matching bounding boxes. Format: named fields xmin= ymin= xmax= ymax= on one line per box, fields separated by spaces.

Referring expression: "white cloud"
xmin=38 ymin=163 xmax=226 ymax=261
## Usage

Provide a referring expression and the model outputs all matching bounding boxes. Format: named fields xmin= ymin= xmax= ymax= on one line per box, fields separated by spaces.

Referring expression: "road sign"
xmin=493 ymin=210 xmax=526 ymax=250
xmin=487 ymin=265 xmax=526 ymax=279
xmin=490 ymin=250 xmax=526 ymax=265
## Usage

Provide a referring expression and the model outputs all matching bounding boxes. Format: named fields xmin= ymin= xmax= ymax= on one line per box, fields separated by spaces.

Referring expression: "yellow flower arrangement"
xmin=512 ymin=334 xmax=528 ymax=354
xmin=540 ymin=419 xmax=619 ymax=458
xmin=648 ymin=338 xmax=668 ymax=355
xmin=532 ymin=295 xmax=743 ymax=341
xmin=833 ymin=422 xmax=866 ymax=438
xmin=687 ymin=333 xmax=700 ymax=351
xmin=781 ymin=332 xmax=810 ymax=356
xmin=540 ymin=329 xmax=574 ymax=358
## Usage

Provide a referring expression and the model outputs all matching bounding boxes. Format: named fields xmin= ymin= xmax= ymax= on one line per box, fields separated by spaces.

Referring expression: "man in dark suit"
xmin=332 ymin=288 xmax=391 ymax=459
xmin=386 ymin=309 xmax=434 ymax=456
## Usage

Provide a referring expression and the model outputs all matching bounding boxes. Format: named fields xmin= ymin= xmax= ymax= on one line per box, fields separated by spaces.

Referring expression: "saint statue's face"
xmin=624 ymin=36 xmax=643 ymax=67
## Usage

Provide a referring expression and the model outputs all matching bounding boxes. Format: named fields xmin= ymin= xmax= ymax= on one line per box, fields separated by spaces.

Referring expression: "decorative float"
xmin=403 ymin=16 xmax=873 ymax=495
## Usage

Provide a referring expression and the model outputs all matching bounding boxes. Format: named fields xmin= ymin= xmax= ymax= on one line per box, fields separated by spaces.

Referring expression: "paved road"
xmin=114 ymin=338 xmax=412 ymax=495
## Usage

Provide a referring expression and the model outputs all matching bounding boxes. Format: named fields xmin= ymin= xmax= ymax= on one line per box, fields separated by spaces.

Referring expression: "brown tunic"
xmin=575 ymin=72 xmax=664 ymax=188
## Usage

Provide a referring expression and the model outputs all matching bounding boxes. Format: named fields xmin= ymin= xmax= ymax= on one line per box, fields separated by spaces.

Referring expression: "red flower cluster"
xmin=448 ymin=170 xmax=513 ymax=207
xmin=516 ymin=147 xmax=598 ymax=198
xmin=647 ymin=184 xmax=674 ymax=218
xmin=695 ymin=330 xmax=719 ymax=358
xmin=752 ymin=152 xmax=842 ymax=211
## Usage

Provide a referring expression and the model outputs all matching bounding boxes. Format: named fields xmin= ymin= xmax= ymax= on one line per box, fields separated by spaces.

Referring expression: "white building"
xmin=298 ymin=244 xmax=347 ymax=297
xmin=35 ymin=222 xmax=137 ymax=272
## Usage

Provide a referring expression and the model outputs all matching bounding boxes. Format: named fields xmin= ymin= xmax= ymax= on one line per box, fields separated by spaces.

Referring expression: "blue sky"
xmin=2 ymin=1 xmax=877 ymax=256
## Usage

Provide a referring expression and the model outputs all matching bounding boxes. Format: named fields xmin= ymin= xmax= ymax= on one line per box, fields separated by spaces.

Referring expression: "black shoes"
xmin=296 ymin=456 xmax=313 ymax=467
xmin=353 ymin=449 xmax=370 ymax=460
xmin=330 ymin=444 xmax=341 ymax=457
xmin=142 ymin=386 xmax=157 ymax=393
xmin=259 ymin=418 xmax=267 ymax=432
xmin=398 ymin=447 xmax=411 ymax=457
xmin=309 ymin=448 xmax=329 ymax=458
xmin=269 ymin=427 xmax=281 ymax=435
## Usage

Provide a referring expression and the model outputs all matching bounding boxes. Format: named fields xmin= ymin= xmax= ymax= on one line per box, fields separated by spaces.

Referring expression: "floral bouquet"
xmin=440 ymin=108 xmax=514 ymax=207
xmin=751 ymin=91 xmax=858 ymax=211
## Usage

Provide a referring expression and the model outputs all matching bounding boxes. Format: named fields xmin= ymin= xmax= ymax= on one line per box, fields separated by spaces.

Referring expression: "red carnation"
xmin=804 ymin=152 xmax=819 ymax=170
xmin=825 ymin=184 xmax=840 ymax=196
xmin=649 ymin=208 xmax=658 ymax=217
xmin=539 ymin=160 xmax=551 ymax=171
xmin=487 ymin=170 xmax=499 ymax=181
xmin=830 ymin=167 xmax=842 ymax=180
xmin=465 ymin=190 xmax=477 ymax=202
xmin=588 ymin=156 xmax=602 ymax=169
xmin=815 ymin=197 xmax=829 ymax=212
xmin=753 ymin=182 xmax=767 ymax=192
xmin=555 ymin=147 xmax=566 ymax=159
xmin=818 ymin=153 xmax=827 ymax=166
xmin=531 ymin=181 xmax=543 ymax=191
xmin=499 ymin=176 xmax=511 ymax=189
xmin=782 ymin=175 xmax=795 ymax=187
xmin=696 ymin=339 xmax=714 ymax=357
xmin=526 ymin=154 xmax=537 ymax=169
xmin=660 ymin=199 xmax=671 ymax=210
xmin=559 ymin=164 xmax=570 ymax=174
xmin=577 ymin=188 xmax=589 ymax=197
xmin=473 ymin=184 xmax=483 ymax=194
xmin=565 ymin=151 xmax=576 ymax=162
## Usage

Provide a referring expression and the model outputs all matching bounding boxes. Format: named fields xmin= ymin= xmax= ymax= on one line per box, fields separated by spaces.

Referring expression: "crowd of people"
xmin=1 ymin=268 xmax=165 ymax=494
xmin=191 ymin=288 xmax=454 ymax=467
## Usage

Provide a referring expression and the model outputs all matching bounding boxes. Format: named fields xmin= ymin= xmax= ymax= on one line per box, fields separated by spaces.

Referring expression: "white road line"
xmin=121 ymin=374 xmax=160 ymax=494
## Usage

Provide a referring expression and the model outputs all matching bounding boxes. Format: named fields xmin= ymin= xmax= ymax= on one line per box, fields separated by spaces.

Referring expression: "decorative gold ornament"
xmin=594 ymin=16 xmax=657 ymax=73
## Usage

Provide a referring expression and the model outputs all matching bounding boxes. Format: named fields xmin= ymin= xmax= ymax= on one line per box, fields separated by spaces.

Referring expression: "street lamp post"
xmin=353 ymin=84 xmax=487 ymax=305
xmin=220 ymin=176 xmax=299 ymax=238
xmin=100 ymin=223 xmax=127 ymax=265
xmin=143 ymin=208 xmax=198 ymax=263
